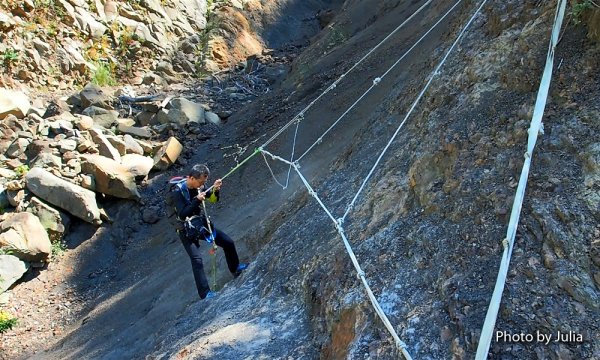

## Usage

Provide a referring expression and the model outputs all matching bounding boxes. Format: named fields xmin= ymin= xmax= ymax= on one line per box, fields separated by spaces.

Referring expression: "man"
xmin=172 ymin=164 xmax=247 ymax=299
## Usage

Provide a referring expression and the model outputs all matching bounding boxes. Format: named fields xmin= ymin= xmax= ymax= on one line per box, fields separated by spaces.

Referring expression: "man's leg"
xmin=179 ymin=231 xmax=211 ymax=298
xmin=214 ymin=228 xmax=240 ymax=274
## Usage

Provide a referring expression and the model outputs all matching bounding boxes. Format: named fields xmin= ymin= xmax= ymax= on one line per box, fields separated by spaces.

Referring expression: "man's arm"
xmin=173 ymin=188 xmax=201 ymax=219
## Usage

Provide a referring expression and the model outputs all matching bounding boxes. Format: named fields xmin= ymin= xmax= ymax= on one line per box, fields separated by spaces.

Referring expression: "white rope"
xmin=296 ymin=0 xmax=464 ymax=162
xmin=475 ymin=1 xmax=567 ymax=358
xmin=342 ymin=0 xmax=488 ymax=222
xmin=292 ymin=163 xmax=413 ymax=359
xmin=261 ymin=151 xmax=289 ymax=189
xmin=260 ymin=0 xmax=435 ymax=149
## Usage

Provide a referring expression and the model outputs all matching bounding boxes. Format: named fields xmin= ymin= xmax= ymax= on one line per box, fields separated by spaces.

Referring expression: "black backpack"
xmin=165 ymin=176 xmax=186 ymax=230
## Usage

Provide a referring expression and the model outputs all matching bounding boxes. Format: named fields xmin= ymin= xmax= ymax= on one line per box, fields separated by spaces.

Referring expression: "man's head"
xmin=187 ymin=164 xmax=210 ymax=189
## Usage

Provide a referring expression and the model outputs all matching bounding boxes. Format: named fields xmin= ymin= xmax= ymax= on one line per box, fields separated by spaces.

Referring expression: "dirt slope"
xmin=9 ymin=0 xmax=599 ymax=359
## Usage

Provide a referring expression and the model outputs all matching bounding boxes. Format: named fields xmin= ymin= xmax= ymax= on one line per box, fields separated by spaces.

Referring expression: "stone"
xmin=123 ymin=134 xmax=144 ymax=155
xmin=135 ymin=111 xmax=158 ymax=126
xmin=142 ymin=207 xmax=160 ymax=224
xmin=26 ymin=197 xmax=71 ymax=242
xmin=89 ymin=128 xmax=121 ymax=162
xmin=59 ymin=139 xmax=78 ymax=153
xmin=153 ymin=137 xmax=183 ymax=170
xmin=75 ymin=114 xmax=94 ymax=130
xmin=32 ymin=38 xmax=51 ymax=56
xmin=0 ymin=186 xmax=9 ymax=209
xmin=117 ymin=124 xmax=153 ymax=139
xmin=0 ymin=89 xmax=30 ymax=119
xmin=79 ymin=174 xmax=94 ymax=190
xmin=80 ymin=83 xmax=113 ymax=109
xmin=167 ymin=98 xmax=205 ymax=125
xmin=82 ymin=106 xmax=119 ymax=128
xmin=5 ymin=138 xmax=31 ymax=159
xmin=106 ymin=135 xmax=127 ymax=156
xmin=42 ymin=100 xmax=70 ymax=119
xmin=117 ymin=118 xmax=135 ymax=127
xmin=31 ymin=152 xmax=62 ymax=169
xmin=6 ymin=189 xmax=24 ymax=207
xmin=121 ymin=154 xmax=153 ymax=181
xmin=0 ymin=168 xmax=16 ymax=179
xmin=0 ymin=255 xmax=29 ymax=294
xmin=151 ymin=109 xmax=171 ymax=125
xmin=25 ymin=167 xmax=101 ymax=224
xmin=204 ymin=111 xmax=221 ymax=125
xmin=0 ymin=212 xmax=51 ymax=262
xmin=135 ymin=139 xmax=154 ymax=155
xmin=80 ymin=154 xmax=141 ymax=200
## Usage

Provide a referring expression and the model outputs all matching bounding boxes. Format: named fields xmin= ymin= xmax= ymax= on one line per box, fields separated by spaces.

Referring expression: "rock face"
xmin=80 ymin=154 xmax=141 ymax=200
xmin=0 ymin=255 xmax=29 ymax=294
xmin=0 ymin=212 xmax=51 ymax=262
xmin=25 ymin=167 xmax=102 ymax=224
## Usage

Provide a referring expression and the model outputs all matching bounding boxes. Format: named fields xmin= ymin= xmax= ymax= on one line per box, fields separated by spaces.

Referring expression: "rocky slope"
xmin=1 ymin=0 xmax=599 ymax=359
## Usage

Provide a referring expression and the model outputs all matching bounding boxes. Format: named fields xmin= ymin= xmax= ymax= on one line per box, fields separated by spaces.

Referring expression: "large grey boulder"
xmin=121 ymin=154 xmax=153 ymax=181
xmin=0 ymin=255 xmax=29 ymax=294
xmin=123 ymin=134 xmax=144 ymax=155
xmin=167 ymin=98 xmax=205 ymax=125
xmin=0 ymin=212 xmax=51 ymax=262
xmin=5 ymin=138 xmax=31 ymax=159
xmin=89 ymin=128 xmax=121 ymax=162
xmin=82 ymin=106 xmax=119 ymax=128
xmin=80 ymin=154 xmax=141 ymax=200
xmin=26 ymin=197 xmax=71 ymax=242
xmin=0 ymin=89 xmax=30 ymax=119
xmin=25 ymin=167 xmax=102 ymax=224
xmin=80 ymin=83 xmax=113 ymax=109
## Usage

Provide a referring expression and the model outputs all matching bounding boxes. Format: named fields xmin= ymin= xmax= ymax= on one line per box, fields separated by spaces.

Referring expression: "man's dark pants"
xmin=178 ymin=228 xmax=240 ymax=299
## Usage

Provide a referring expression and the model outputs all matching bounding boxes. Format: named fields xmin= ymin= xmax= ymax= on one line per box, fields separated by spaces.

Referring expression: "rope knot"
xmin=356 ymin=270 xmax=365 ymax=279
xmin=336 ymin=217 xmax=344 ymax=227
xmin=524 ymin=152 xmax=531 ymax=160
xmin=293 ymin=161 xmax=301 ymax=169
xmin=373 ymin=77 xmax=382 ymax=85
xmin=501 ymin=238 xmax=509 ymax=249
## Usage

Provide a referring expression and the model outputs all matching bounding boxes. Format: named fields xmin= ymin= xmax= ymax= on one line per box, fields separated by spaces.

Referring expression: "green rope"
xmin=221 ymin=147 xmax=262 ymax=180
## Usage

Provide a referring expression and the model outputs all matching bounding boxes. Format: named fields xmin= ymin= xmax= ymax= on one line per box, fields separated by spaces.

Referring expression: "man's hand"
xmin=196 ymin=192 xmax=207 ymax=201
xmin=213 ymin=179 xmax=223 ymax=191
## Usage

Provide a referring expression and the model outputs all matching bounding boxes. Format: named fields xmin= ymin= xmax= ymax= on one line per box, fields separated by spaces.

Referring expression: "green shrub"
xmin=91 ymin=62 xmax=117 ymax=86
xmin=0 ymin=311 xmax=17 ymax=333
xmin=51 ymin=240 xmax=67 ymax=258
xmin=14 ymin=164 xmax=29 ymax=178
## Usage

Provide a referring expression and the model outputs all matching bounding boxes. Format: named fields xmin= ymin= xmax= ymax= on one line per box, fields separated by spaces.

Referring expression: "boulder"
xmin=6 ymin=189 xmax=24 ymax=207
xmin=75 ymin=114 xmax=94 ymax=130
xmin=5 ymin=138 xmax=31 ymax=159
xmin=0 ymin=186 xmax=10 ymax=209
xmin=0 ymin=212 xmax=51 ymax=262
xmin=204 ymin=111 xmax=221 ymax=125
xmin=25 ymin=167 xmax=102 ymax=224
xmin=123 ymin=134 xmax=144 ymax=155
xmin=82 ymin=106 xmax=119 ymax=128
xmin=153 ymin=137 xmax=182 ymax=170
xmin=42 ymin=100 xmax=70 ymax=119
xmin=0 ymin=89 xmax=30 ymax=119
xmin=80 ymin=154 xmax=140 ymax=200
xmin=167 ymin=98 xmax=205 ymax=124
xmin=121 ymin=154 xmax=153 ymax=181
xmin=89 ymin=128 xmax=121 ymax=162
xmin=80 ymin=83 xmax=113 ymax=109
xmin=31 ymin=152 xmax=62 ymax=169
xmin=25 ymin=197 xmax=70 ymax=242
xmin=106 ymin=135 xmax=127 ymax=156
xmin=117 ymin=124 xmax=153 ymax=139
xmin=0 ymin=255 xmax=29 ymax=294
